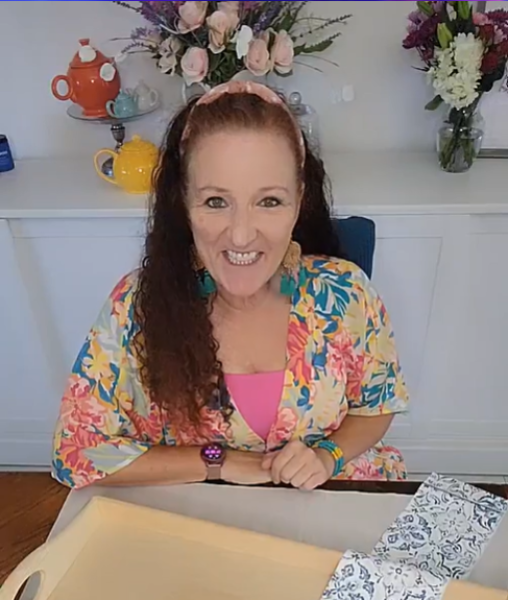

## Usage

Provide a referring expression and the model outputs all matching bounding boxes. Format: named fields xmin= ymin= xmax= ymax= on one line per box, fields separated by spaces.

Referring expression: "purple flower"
xmin=131 ymin=26 xmax=149 ymax=39
xmin=252 ymin=1 xmax=283 ymax=34
xmin=403 ymin=12 xmax=440 ymax=52
xmin=487 ymin=9 xmax=508 ymax=37
xmin=430 ymin=1 xmax=446 ymax=13
xmin=241 ymin=1 xmax=263 ymax=11
xmin=407 ymin=10 xmax=426 ymax=33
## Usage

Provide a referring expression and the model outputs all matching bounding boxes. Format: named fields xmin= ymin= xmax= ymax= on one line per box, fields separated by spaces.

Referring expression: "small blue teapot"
xmin=106 ymin=90 xmax=137 ymax=119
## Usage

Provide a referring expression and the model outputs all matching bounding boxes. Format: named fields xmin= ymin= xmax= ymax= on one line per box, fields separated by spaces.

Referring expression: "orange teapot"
xmin=51 ymin=38 xmax=121 ymax=118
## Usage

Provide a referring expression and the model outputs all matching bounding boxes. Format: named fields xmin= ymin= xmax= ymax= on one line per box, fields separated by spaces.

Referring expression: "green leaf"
xmin=437 ymin=23 xmax=453 ymax=48
xmin=457 ymin=1 xmax=471 ymax=20
xmin=298 ymin=38 xmax=335 ymax=54
xmin=276 ymin=2 xmax=305 ymax=32
xmin=417 ymin=1 xmax=434 ymax=17
xmin=425 ymin=95 xmax=444 ymax=111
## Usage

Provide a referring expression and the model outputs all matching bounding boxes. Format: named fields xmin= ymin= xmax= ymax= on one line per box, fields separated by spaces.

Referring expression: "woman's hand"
xmin=221 ymin=450 xmax=273 ymax=486
xmin=261 ymin=440 xmax=335 ymax=491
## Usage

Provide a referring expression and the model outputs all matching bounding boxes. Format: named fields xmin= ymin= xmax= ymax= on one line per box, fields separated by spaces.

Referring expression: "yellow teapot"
xmin=93 ymin=135 xmax=159 ymax=194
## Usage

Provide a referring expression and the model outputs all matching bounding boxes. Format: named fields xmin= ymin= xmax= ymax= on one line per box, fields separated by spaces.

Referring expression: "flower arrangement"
xmin=403 ymin=1 xmax=508 ymax=172
xmin=113 ymin=1 xmax=350 ymax=88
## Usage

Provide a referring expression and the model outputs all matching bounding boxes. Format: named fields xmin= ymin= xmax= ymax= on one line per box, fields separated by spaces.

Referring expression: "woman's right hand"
xmin=222 ymin=450 xmax=273 ymax=486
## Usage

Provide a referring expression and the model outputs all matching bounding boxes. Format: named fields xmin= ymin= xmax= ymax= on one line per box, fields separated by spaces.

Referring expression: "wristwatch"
xmin=200 ymin=443 xmax=225 ymax=481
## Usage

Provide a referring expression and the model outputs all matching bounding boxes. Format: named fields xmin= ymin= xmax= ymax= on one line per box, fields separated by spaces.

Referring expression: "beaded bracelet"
xmin=312 ymin=439 xmax=345 ymax=478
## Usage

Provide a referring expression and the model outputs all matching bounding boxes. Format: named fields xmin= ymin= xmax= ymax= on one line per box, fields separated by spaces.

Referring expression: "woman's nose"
xmin=229 ymin=211 xmax=257 ymax=248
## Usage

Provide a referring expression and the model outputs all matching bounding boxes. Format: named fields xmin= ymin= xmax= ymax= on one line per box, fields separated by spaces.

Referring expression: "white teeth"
xmin=226 ymin=251 xmax=260 ymax=266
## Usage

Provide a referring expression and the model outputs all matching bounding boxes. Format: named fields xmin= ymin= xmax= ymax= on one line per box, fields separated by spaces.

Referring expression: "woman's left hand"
xmin=261 ymin=440 xmax=335 ymax=491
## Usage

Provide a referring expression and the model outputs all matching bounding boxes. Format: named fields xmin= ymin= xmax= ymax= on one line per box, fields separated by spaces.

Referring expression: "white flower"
xmin=454 ymin=32 xmax=484 ymax=71
xmin=100 ymin=63 xmax=116 ymax=82
xmin=233 ymin=25 xmax=253 ymax=59
xmin=158 ymin=53 xmax=178 ymax=74
xmin=159 ymin=36 xmax=182 ymax=56
xmin=428 ymin=33 xmax=483 ymax=110
xmin=158 ymin=37 xmax=182 ymax=75
xmin=446 ymin=3 xmax=457 ymax=20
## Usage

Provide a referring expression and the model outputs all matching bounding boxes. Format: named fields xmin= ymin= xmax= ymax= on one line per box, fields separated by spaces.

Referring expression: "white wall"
xmin=0 ymin=1 xmax=480 ymax=159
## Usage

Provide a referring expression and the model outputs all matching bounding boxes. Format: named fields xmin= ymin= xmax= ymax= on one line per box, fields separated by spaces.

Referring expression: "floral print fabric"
xmin=373 ymin=473 xmax=508 ymax=579
xmin=322 ymin=550 xmax=448 ymax=600
xmin=52 ymin=256 xmax=409 ymax=489
xmin=321 ymin=474 xmax=508 ymax=600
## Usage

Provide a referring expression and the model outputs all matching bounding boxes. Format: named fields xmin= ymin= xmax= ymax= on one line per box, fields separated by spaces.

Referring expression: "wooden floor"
xmin=0 ymin=473 xmax=69 ymax=585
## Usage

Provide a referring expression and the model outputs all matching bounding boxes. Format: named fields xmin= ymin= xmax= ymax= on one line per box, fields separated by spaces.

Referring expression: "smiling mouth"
xmin=224 ymin=251 xmax=262 ymax=266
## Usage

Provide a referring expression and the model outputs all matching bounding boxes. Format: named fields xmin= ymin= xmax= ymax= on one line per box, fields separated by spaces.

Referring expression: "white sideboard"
xmin=0 ymin=153 xmax=507 ymax=475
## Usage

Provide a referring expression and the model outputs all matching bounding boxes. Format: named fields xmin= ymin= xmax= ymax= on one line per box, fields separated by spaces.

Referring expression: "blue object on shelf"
xmin=332 ymin=216 xmax=376 ymax=278
xmin=0 ymin=135 xmax=15 ymax=173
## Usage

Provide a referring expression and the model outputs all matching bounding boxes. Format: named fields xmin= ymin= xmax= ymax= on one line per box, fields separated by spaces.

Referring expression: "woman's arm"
xmin=94 ymin=446 xmax=271 ymax=487
xmin=94 ymin=446 xmax=206 ymax=487
xmin=327 ymin=414 xmax=394 ymax=465
xmin=263 ymin=415 xmax=394 ymax=490
xmin=263 ymin=263 xmax=408 ymax=489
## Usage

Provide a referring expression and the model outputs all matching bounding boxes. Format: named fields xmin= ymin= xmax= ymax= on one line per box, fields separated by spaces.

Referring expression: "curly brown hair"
xmin=133 ymin=91 xmax=343 ymax=425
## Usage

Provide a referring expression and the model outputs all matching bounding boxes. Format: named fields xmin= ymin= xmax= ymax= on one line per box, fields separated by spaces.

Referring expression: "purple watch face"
xmin=201 ymin=443 xmax=224 ymax=464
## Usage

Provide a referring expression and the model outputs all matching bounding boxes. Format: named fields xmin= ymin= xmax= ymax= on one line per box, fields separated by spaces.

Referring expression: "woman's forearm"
xmin=95 ymin=446 xmax=207 ymax=487
xmin=93 ymin=445 xmax=271 ymax=488
xmin=329 ymin=414 xmax=394 ymax=465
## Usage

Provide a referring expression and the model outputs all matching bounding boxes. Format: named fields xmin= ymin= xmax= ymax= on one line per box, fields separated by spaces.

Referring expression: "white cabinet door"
xmin=4 ymin=218 xmax=145 ymax=467
xmin=0 ymin=220 xmax=57 ymax=466
xmin=370 ymin=215 xmax=444 ymax=475
xmin=424 ymin=215 xmax=508 ymax=475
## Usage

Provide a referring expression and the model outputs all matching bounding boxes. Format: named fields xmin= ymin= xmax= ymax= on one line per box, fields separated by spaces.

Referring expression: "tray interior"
xmin=14 ymin=497 xmax=341 ymax=600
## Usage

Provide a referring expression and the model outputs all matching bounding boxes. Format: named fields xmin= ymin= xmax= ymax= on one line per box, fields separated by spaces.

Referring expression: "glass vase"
xmin=287 ymin=91 xmax=320 ymax=156
xmin=436 ymin=101 xmax=484 ymax=173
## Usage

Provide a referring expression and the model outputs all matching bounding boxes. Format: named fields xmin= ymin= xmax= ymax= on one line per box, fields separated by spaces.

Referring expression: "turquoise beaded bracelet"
xmin=312 ymin=439 xmax=345 ymax=478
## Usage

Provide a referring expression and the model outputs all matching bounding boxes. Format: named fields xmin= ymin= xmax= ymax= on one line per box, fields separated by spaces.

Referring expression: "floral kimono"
xmin=52 ymin=256 xmax=409 ymax=489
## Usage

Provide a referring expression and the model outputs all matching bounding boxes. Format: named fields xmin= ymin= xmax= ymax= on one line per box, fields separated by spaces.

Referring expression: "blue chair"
xmin=332 ymin=216 xmax=376 ymax=279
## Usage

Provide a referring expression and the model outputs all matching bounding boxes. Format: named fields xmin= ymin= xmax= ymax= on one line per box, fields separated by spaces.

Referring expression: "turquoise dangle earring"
xmin=198 ymin=269 xmax=217 ymax=297
xmin=280 ymin=240 xmax=302 ymax=297
xmin=193 ymin=250 xmax=217 ymax=297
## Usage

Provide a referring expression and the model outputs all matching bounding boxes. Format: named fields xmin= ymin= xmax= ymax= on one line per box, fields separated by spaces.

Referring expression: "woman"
xmin=52 ymin=81 xmax=409 ymax=490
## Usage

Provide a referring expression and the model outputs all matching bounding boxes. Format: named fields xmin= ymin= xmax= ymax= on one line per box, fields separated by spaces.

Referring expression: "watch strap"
xmin=206 ymin=463 xmax=222 ymax=481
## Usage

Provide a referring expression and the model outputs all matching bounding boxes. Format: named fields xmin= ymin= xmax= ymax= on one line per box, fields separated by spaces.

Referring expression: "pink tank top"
xmin=224 ymin=371 xmax=285 ymax=440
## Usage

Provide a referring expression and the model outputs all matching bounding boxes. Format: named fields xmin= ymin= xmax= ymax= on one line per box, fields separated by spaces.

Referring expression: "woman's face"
xmin=187 ymin=129 xmax=301 ymax=299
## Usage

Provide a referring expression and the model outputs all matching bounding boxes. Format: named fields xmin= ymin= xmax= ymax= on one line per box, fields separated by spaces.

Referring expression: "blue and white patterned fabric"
xmin=373 ymin=473 xmax=508 ymax=579
xmin=322 ymin=550 xmax=447 ymax=600
xmin=321 ymin=474 xmax=508 ymax=600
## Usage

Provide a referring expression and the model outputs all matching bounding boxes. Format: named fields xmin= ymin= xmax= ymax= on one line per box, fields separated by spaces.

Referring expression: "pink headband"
xmin=181 ymin=80 xmax=305 ymax=165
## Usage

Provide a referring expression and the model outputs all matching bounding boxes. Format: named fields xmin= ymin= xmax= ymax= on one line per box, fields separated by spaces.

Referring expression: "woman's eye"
xmin=260 ymin=197 xmax=282 ymax=208
xmin=205 ymin=197 xmax=227 ymax=209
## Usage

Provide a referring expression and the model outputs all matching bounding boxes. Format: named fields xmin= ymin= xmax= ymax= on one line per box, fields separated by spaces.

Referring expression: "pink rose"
xmin=207 ymin=10 xmax=235 ymax=54
xmin=219 ymin=1 xmax=240 ymax=16
xmin=271 ymin=30 xmax=294 ymax=75
xmin=178 ymin=1 xmax=208 ymax=34
xmin=219 ymin=1 xmax=240 ymax=29
xmin=473 ymin=12 xmax=490 ymax=26
xmin=245 ymin=33 xmax=272 ymax=77
xmin=181 ymin=46 xmax=209 ymax=84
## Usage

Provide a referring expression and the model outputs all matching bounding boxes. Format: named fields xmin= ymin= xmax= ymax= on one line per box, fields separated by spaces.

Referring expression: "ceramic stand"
xmin=66 ymin=103 xmax=159 ymax=177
